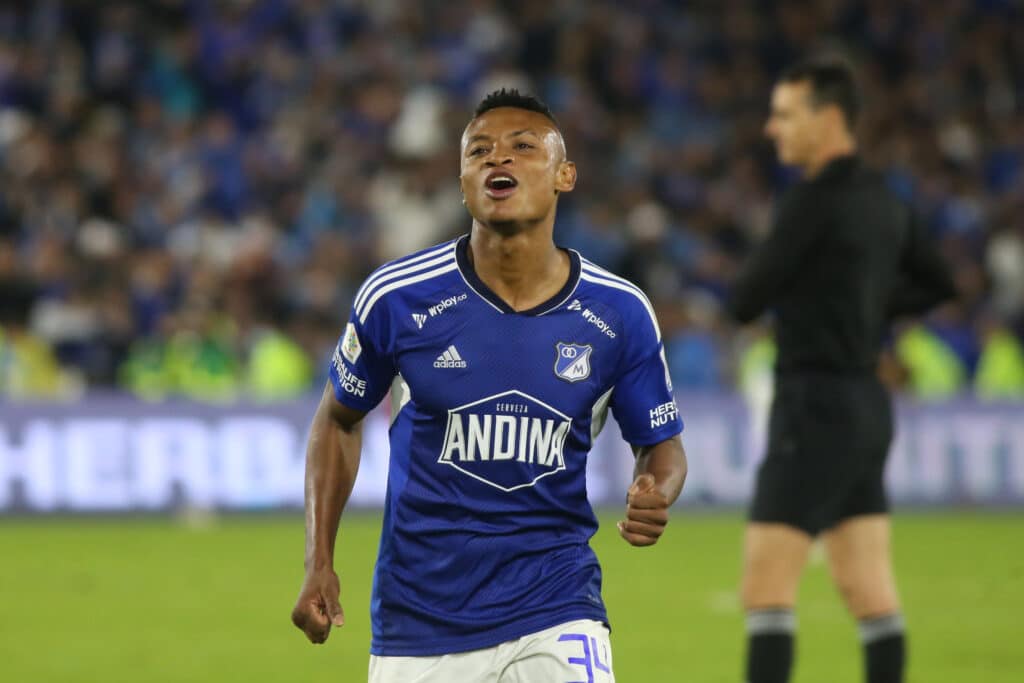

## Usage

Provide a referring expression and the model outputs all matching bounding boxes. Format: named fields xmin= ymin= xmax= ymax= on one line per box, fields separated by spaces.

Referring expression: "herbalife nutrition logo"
xmin=434 ymin=345 xmax=467 ymax=369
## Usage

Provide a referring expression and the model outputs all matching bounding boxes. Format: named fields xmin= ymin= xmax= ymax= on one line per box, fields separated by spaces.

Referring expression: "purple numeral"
xmin=591 ymin=636 xmax=611 ymax=673
xmin=558 ymin=633 xmax=594 ymax=683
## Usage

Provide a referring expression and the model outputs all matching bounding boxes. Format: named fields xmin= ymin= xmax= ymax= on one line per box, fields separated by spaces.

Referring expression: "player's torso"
xmin=352 ymin=241 xmax=676 ymax=652
xmin=388 ymin=276 xmax=623 ymax=496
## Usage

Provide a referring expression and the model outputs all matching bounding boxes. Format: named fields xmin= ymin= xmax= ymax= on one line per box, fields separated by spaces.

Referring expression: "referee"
xmin=727 ymin=60 xmax=956 ymax=683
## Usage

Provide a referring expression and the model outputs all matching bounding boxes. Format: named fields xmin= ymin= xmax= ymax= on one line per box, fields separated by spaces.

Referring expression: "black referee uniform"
xmin=728 ymin=155 xmax=955 ymax=535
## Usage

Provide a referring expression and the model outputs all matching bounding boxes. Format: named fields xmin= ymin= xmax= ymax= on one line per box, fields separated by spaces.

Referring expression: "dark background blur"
xmin=1 ymin=0 xmax=1022 ymax=402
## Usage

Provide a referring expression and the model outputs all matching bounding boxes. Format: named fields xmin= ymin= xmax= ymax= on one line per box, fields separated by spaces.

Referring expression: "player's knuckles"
xmin=635 ymin=536 xmax=656 ymax=546
xmin=622 ymin=520 xmax=663 ymax=537
xmin=291 ymin=606 xmax=309 ymax=629
xmin=629 ymin=492 xmax=668 ymax=509
xmin=624 ymin=532 xmax=657 ymax=547
xmin=625 ymin=514 xmax=667 ymax=530
xmin=295 ymin=602 xmax=330 ymax=632
xmin=627 ymin=508 xmax=668 ymax=524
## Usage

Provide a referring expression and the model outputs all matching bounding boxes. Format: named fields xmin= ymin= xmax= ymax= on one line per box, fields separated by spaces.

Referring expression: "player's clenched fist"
xmin=291 ymin=568 xmax=345 ymax=644
xmin=617 ymin=473 xmax=670 ymax=547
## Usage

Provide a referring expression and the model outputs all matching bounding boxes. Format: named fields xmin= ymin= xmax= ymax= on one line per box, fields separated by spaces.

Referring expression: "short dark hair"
xmin=779 ymin=59 xmax=860 ymax=127
xmin=474 ymin=88 xmax=558 ymax=126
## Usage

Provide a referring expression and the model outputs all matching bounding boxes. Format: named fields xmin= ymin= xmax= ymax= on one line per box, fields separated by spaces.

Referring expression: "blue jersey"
xmin=328 ymin=235 xmax=683 ymax=656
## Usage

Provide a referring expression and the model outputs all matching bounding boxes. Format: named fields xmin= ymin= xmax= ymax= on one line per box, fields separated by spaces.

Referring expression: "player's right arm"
xmin=291 ymin=291 xmax=397 ymax=644
xmin=605 ymin=289 xmax=686 ymax=547
xmin=290 ymin=383 xmax=366 ymax=644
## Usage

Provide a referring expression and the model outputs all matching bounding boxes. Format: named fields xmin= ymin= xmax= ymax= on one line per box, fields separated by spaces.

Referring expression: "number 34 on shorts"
xmin=367 ymin=619 xmax=615 ymax=682
xmin=555 ymin=624 xmax=614 ymax=683
xmin=487 ymin=618 xmax=615 ymax=683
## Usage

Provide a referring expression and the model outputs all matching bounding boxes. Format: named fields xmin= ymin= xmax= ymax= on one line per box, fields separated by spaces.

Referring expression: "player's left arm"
xmin=607 ymin=287 xmax=686 ymax=546
xmin=618 ymin=435 xmax=688 ymax=547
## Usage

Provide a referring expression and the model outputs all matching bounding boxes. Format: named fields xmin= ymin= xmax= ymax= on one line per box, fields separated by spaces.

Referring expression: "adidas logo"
xmin=412 ymin=313 xmax=427 ymax=329
xmin=568 ymin=299 xmax=582 ymax=311
xmin=434 ymin=345 xmax=467 ymax=369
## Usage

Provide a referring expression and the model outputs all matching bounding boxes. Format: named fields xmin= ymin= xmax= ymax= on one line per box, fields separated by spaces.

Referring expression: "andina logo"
xmin=438 ymin=390 xmax=572 ymax=492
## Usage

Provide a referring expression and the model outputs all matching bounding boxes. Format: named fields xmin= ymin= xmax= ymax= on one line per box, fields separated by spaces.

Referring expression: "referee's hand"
xmin=617 ymin=473 xmax=670 ymax=547
xmin=291 ymin=568 xmax=345 ymax=644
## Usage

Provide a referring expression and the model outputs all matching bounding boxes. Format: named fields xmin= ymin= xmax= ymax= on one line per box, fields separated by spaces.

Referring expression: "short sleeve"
xmin=608 ymin=305 xmax=684 ymax=447
xmin=328 ymin=306 xmax=396 ymax=412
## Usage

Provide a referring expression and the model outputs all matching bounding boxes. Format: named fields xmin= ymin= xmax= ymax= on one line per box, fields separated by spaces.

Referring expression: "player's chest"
xmin=393 ymin=304 xmax=620 ymax=418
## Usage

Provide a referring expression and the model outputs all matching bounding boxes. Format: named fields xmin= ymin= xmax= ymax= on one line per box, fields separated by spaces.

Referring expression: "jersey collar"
xmin=455 ymin=234 xmax=581 ymax=316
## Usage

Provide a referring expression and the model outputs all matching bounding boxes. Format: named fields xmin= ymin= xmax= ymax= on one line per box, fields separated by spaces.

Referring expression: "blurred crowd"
xmin=1 ymin=0 xmax=1023 ymax=402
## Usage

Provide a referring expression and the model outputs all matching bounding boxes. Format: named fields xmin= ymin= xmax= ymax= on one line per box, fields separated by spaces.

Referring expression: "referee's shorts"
xmin=750 ymin=372 xmax=894 ymax=536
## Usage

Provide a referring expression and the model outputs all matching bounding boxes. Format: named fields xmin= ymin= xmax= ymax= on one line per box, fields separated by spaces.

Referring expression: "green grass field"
xmin=1 ymin=512 xmax=1021 ymax=682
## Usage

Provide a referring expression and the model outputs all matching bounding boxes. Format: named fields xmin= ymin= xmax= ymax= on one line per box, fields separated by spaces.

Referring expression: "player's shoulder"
xmin=575 ymin=256 xmax=661 ymax=341
xmin=351 ymin=238 xmax=461 ymax=324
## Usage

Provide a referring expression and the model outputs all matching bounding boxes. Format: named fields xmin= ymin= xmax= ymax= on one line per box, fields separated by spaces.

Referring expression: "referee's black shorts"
xmin=749 ymin=372 xmax=894 ymax=536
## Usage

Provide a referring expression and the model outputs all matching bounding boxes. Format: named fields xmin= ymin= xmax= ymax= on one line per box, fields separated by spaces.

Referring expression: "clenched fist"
xmin=617 ymin=473 xmax=670 ymax=547
xmin=291 ymin=567 xmax=345 ymax=644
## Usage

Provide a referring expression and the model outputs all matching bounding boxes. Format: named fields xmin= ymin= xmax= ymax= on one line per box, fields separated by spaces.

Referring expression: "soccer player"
xmin=291 ymin=89 xmax=687 ymax=682
xmin=728 ymin=60 xmax=956 ymax=683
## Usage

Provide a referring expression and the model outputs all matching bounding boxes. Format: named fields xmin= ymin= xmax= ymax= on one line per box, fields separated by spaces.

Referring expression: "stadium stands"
xmin=0 ymin=0 xmax=1021 ymax=400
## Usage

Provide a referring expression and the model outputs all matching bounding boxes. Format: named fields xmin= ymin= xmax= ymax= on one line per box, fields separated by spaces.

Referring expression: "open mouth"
xmin=484 ymin=171 xmax=519 ymax=199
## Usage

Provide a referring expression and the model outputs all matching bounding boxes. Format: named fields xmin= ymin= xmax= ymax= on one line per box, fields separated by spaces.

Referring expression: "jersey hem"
xmin=368 ymin=605 xmax=609 ymax=657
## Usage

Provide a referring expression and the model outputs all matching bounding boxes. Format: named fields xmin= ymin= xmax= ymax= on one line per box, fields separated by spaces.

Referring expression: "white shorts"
xmin=368 ymin=619 xmax=615 ymax=683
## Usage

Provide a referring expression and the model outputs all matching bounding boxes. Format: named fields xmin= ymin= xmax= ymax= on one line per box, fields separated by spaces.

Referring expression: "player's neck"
xmin=468 ymin=223 xmax=570 ymax=312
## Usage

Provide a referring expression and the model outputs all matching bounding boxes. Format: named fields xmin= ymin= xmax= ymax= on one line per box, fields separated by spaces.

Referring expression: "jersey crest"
xmin=554 ymin=342 xmax=592 ymax=382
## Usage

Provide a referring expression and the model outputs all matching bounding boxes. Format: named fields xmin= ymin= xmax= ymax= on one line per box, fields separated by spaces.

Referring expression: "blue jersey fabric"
xmin=328 ymin=235 xmax=683 ymax=656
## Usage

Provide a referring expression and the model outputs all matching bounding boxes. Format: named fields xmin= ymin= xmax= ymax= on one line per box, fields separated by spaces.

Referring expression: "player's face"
xmin=459 ymin=108 xmax=576 ymax=230
xmin=765 ymin=81 xmax=824 ymax=167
